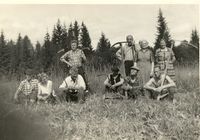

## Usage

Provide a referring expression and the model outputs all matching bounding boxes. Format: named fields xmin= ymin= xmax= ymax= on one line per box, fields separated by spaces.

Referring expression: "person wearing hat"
xmin=104 ymin=66 xmax=124 ymax=93
xmin=121 ymin=65 xmax=142 ymax=99
xmin=137 ymin=40 xmax=154 ymax=84
xmin=58 ymin=66 xmax=86 ymax=103
xmin=14 ymin=69 xmax=38 ymax=104
xmin=37 ymin=73 xmax=56 ymax=104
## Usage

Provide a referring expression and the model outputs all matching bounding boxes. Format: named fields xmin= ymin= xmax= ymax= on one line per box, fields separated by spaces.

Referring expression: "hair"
xmin=126 ymin=35 xmax=133 ymax=40
xmin=71 ymin=40 xmax=78 ymax=44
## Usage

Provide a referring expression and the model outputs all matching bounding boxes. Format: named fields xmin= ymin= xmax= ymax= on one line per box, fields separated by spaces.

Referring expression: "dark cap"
xmin=111 ymin=66 xmax=119 ymax=72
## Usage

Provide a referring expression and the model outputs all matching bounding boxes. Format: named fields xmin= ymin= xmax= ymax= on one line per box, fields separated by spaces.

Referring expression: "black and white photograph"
xmin=0 ymin=2 xmax=199 ymax=140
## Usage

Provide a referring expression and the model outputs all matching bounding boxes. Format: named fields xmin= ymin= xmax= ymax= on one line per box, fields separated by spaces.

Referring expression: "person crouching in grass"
xmin=144 ymin=66 xmax=176 ymax=101
xmin=121 ymin=65 xmax=142 ymax=99
xmin=37 ymin=73 xmax=56 ymax=104
xmin=104 ymin=66 xmax=124 ymax=93
xmin=58 ymin=66 xmax=86 ymax=103
xmin=14 ymin=69 xmax=38 ymax=104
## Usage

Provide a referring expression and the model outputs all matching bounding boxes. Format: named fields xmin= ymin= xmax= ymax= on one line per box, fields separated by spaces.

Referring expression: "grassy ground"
xmin=0 ymin=64 xmax=199 ymax=140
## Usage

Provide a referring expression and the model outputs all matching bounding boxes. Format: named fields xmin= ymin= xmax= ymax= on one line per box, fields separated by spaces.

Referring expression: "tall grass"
xmin=0 ymin=64 xmax=199 ymax=140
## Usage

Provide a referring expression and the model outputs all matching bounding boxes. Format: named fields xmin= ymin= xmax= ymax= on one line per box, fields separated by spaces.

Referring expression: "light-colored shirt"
xmin=59 ymin=74 xmax=86 ymax=90
xmin=116 ymin=43 xmax=139 ymax=61
xmin=60 ymin=49 xmax=86 ymax=67
xmin=17 ymin=79 xmax=38 ymax=95
xmin=38 ymin=80 xmax=55 ymax=100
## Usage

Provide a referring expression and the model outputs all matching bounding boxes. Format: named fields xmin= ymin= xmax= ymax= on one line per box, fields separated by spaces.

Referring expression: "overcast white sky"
xmin=0 ymin=5 xmax=198 ymax=48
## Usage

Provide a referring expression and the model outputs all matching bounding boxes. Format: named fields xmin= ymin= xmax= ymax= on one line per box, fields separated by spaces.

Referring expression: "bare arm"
xmin=161 ymin=75 xmax=176 ymax=89
xmin=144 ymin=79 xmax=156 ymax=91
xmin=60 ymin=52 xmax=72 ymax=66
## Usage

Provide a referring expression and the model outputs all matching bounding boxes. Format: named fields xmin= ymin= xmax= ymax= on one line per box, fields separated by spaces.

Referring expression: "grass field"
xmin=0 ymin=64 xmax=199 ymax=140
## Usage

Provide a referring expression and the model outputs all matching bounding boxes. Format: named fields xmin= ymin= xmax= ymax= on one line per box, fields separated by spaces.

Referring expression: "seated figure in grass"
xmin=58 ymin=66 xmax=86 ymax=103
xmin=14 ymin=69 xmax=38 ymax=104
xmin=104 ymin=66 xmax=124 ymax=93
xmin=37 ymin=73 xmax=56 ymax=104
xmin=143 ymin=65 xmax=176 ymax=101
xmin=121 ymin=65 xmax=142 ymax=99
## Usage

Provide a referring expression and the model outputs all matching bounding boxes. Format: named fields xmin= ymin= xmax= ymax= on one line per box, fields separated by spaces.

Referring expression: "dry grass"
xmin=0 ymin=64 xmax=199 ymax=140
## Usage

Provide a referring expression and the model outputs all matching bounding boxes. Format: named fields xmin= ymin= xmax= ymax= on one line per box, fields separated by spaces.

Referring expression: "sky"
xmin=0 ymin=4 xmax=198 ymax=49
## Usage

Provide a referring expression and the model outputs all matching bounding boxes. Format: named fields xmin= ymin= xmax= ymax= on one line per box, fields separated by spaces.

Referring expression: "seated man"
xmin=104 ymin=66 xmax=124 ymax=93
xmin=37 ymin=73 xmax=56 ymax=104
xmin=14 ymin=69 xmax=38 ymax=104
xmin=58 ymin=66 xmax=86 ymax=103
xmin=144 ymin=66 xmax=176 ymax=101
xmin=121 ymin=65 xmax=141 ymax=99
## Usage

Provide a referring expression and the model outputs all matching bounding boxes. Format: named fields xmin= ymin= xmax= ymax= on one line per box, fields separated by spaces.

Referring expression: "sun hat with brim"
xmin=111 ymin=66 xmax=119 ymax=72
xmin=130 ymin=65 xmax=140 ymax=71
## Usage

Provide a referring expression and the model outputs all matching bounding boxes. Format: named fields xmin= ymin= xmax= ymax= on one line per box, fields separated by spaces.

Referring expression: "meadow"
xmin=0 ymin=64 xmax=199 ymax=140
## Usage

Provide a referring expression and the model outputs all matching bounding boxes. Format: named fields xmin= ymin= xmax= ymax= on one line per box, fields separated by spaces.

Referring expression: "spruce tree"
xmin=80 ymin=22 xmax=93 ymax=58
xmin=154 ymin=9 xmax=172 ymax=52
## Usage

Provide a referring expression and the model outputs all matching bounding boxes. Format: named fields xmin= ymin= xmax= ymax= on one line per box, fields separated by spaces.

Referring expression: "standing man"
xmin=14 ymin=69 xmax=38 ymax=104
xmin=60 ymin=40 xmax=89 ymax=91
xmin=144 ymin=66 xmax=176 ymax=101
xmin=116 ymin=35 xmax=138 ymax=76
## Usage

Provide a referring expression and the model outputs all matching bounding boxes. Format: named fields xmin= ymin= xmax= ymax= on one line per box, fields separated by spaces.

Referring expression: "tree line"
xmin=0 ymin=9 xmax=199 ymax=79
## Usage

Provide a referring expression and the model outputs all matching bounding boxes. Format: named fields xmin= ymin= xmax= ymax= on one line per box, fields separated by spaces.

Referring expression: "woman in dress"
xmin=154 ymin=39 xmax=176 ymax=82
xmin=137 ymin=40 xmax=154 ymax=84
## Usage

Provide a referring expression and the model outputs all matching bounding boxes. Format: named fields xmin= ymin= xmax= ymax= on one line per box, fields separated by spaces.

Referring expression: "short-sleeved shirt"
xmin=59 ymin=74 xmax=86 ymax=90
xmin=60 ymin=49 xmax=86 ymax=67
xmin=17 ymin=79 xmax=38 ymax=95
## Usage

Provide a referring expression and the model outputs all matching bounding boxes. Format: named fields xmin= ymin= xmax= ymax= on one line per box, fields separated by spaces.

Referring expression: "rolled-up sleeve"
xmin=59 ymin=80 xmax=67 ymax=88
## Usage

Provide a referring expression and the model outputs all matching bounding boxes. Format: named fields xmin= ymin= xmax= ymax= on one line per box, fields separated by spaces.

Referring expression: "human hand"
xmin=150 ymin=71 xmax=154 ymax=78
xmin=110 ymin=85 xmax=116 ymax=90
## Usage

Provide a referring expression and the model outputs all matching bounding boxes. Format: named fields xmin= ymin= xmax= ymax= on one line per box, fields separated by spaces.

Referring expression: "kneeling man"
xmin=59 ymin=66 xmax=86 ymax=103
xmin=144 ymin=66 xmax=176 ymax=101
xmin=121 ymin=65 xmax=142 ymax=99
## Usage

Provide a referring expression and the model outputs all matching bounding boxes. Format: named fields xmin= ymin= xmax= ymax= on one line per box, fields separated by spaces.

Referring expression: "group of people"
xmin=14 ymin=35 xmax=177 ymax=104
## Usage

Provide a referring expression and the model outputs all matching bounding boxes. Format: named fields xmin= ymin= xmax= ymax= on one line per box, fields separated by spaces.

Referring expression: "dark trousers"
xmin=77 ymin=66 xmax=89 ymax=90
xmin=56 ymin=89 xmax=86 ymax=103
xmin=124 ymin=60 xmax=134 ymax=76
xmin=105 ymin=85 xmax=121 ymax=93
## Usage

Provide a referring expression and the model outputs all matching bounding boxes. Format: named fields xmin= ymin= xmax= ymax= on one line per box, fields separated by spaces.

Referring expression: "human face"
xmin=160 ymin=40 xmax=166 ymax=49
xmin=112 ymin=71 xmax=118 ymax=76
xmin=140 ymin=41 xmax=148 ymax=49
xmin=130 ymin=69 xmax=138 ymax=76
xmin=154 ymin=67 xmax=161 ymax=78
xmin=41 ymin=76 xmax=48 ymax=84
xmin=126 ymin=35 xmax=134 ymax=46
xmin=71 ymin=42 xmax=78 ymax=51
xmin=26 ymin=74 xmax=32 ymax=81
